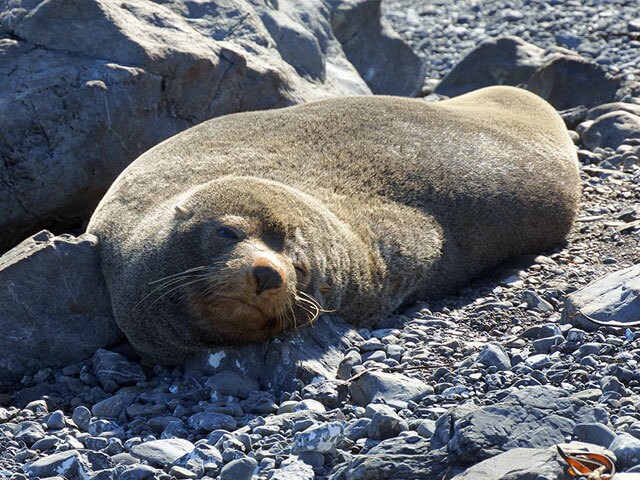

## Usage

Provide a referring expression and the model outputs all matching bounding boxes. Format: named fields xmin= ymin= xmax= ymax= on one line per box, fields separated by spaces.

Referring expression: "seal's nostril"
xmin=253 ymin=266 xmax=283 ymax=294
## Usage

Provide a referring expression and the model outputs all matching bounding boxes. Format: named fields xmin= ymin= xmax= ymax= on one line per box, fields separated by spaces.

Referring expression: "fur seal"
xmin=87 ymin=86 xmax=581 ymax=364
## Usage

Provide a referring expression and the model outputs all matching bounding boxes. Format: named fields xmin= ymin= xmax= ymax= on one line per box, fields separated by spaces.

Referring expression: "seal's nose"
xmin=253 ymin=266 xmax=283 ymax=294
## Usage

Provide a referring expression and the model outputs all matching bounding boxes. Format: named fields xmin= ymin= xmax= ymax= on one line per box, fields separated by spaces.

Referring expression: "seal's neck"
xmin=314 ymin=194 xmax=444 ymax=326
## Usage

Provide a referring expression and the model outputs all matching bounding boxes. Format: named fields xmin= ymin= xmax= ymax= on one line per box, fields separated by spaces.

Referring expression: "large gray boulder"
xmin=580 ymin=111 xmax=640 ymax=150
xmin=0 ymin=231 xmax=120 ymax=382
xmin=327 ymin=0 xmax=424 ymax=96
xmin=525 ymin=54 xmax=622 ymax=110
xmin=434 ymin=36 xmax=545 ymax=97
xmin=0 ymin=0 xmax=421 ymax=252
xmin=431 ymin=386 xmax=609 ymax=465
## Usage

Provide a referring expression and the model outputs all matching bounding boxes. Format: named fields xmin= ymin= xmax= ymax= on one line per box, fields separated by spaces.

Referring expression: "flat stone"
xmin=130 ymin=438 xmax=195 ymax=467
xmin=292 ymin=421 xmax=344 ymax=453
xmin=450 ymin=447 xmax=566 ymax=479
xmin=205 ymin=370 xmax=259 ymax=399
xmin=187 ymin=412 xmax=237 ymax=432
xmin=573 ymin=423 xmax=616 ymax=448
xmin=581 ymin=111 xmax=640 ymax=150
xmin=349 ymin=370 xmax=429 ymax=406
xmin=610 ymin=433 xmax=640 ymax=470
xmin=562 ymin=264 xmax=640 ymax=331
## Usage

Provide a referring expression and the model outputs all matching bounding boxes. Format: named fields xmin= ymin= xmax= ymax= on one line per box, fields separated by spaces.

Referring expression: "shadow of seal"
xmin=87 ymin=86 xmax=581 ymax=364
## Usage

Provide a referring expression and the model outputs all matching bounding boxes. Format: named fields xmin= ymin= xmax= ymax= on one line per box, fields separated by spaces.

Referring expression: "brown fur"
xmin=87 ymin=86 xmax=580 ymax=364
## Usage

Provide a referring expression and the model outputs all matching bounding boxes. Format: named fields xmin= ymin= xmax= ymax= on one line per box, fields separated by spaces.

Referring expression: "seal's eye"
xmin=216 ymin=226 xmax=242 ymax=240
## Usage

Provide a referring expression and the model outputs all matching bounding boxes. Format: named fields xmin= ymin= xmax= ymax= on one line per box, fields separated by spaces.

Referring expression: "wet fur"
xmin=87 ymin=86 xmax=580 ymax=364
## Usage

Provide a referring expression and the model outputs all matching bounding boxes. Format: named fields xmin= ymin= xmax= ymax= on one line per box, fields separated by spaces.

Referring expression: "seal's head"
xmin=125 ymin=176 xmax=348 ymax=363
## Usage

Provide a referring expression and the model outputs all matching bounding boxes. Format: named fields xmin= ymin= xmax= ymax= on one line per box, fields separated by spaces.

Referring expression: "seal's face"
xmin=148 ymin=177 xmax=330 ymax=346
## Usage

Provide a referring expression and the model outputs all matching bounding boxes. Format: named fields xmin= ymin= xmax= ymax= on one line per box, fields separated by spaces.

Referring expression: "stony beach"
xmin=1 ymin=0 xmax=640 ymax=479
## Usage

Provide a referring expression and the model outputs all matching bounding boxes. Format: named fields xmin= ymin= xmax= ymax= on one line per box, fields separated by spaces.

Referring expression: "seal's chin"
xmin=188 ymin=289 xmax=295 ymax=344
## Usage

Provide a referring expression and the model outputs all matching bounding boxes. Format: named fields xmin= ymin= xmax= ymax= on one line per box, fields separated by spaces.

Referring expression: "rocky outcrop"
xmin=0 ymin=0 xmax=423 ymax=252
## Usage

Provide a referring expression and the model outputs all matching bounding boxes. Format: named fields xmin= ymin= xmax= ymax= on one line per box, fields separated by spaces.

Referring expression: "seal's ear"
xmin=174 ymin=204 xmax=192 ymax=220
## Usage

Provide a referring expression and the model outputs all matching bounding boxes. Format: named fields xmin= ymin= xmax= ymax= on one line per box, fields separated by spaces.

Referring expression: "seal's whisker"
xmin=297 ymin=290 xmax=335 ymax=313
xmin=136 ymin=273 xmax=214 ymax=309
xmin=141 ymin=277 xmax=212 ymax=309
xmin=148 ymin=266 xmax=217 ymax=285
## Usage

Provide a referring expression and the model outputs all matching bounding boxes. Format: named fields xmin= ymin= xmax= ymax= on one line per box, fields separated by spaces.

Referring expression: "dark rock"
xmin=560 ymin=105 xmax=588 ymax=129
xmin=13 ymin=421 xmax=45 ymax=445
xmin=219 ymin=456 xmax=257 ymax=480
xmin=573 ymin=423 xmax=616 ymax=448
xmin=205 ymin=370 xmax=259 ymax=399
xmin=349 ymin=370 xmax=429 ymax=406
xmin=92 ymin=349 xmax=146 ymax=392
xmin=0 ymin=231 xmax=120 ymax=381
xmin=562 ymin=264 xmax=640 ymax=331
xmin=367 ymin=405 xmax=408 ymax=440
xmin=587 ymin=102 xmax=640 ymax=121
xmin=331 ymin=435 xmax=448 ymax=480
xmin=73 ymin=405 xmax=92 ymax=432
xmin=609 ymin=433 xmax=640 ymax=470
xmin=431 ymin=386 xmax=609 ymax=464
xmin=476 ymin=344 xmax=511 ymax=371
xmin=130 ymin=438 xmax=195 ymax=467
xmin=344 ymin=418 xmax=371 ymax=441
xmin=434 ymin=36 xmax=544 ymax=97
xmin=119 ymin=464 xmax=158 ymax=480
xmin=26 ymin=450 xmax=114 ymax=479
xmin=301 ymin=380 xmax=347 ymax=409
xmin=327 ymin=0 xmax=424 ymax=96
xmin=581 ymin=111 xmax=640 ymax=150
xmin=239 ymin=391 xmax=278 ymax=414
xmin=186 ymin=316 xmax=362 ymax=394
xmin=187 ymin=412 xmax=237 ymax=432
xmin=525 ymin=54 xmax=622 ymax=110
xmin=450 ymin=447 xmax=569 ymax=479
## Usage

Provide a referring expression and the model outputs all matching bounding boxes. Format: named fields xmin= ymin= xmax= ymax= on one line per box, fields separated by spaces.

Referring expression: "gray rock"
xmin=119 ymin=464 xmax=158 ymax=480
xmin=92 ymin=349 xmax=146 ymax=392
xmin=13 ymin=421 xmax=45 ymax=445
xmin=186 ymin=316 xmax=362 ymax=394
xmin=587 ymin=102 xmax=640 ymax=121
xmin=327 ymin=0 xmax=424 ymax=96
xmin=239 ymin=391 xmax=278 ymax=414
xmin=431 ymin=386 xmax=609 ymax=464
xmin=26 ymin=450 xmax=114 ymax=479
xmin=301 ymin=380 xmax=346 ymax=409
xmin=130 ymin=438 xmax=195 ymax=467
xmin=349 ymin=370 xmax=429 ymax=406
xmin=72 ymin=405 xmax=92 ymax=432
xmin=434 ymin=36 xmax=545 ymax=97
xmin=0 ymin=231 xmax=120 ymax=381
xmin=525 ymin=54 xmax=621 ymax=110
xmin=476 ymin=344 xmax=511 ymax=371
xmin=0 ymin=0 xmax=415 ymax=250
xmin=205 ymin=370 xmax=259 ymax=399
xmin=45 ymin=410 xmax=66 ymax=430
xmin=337 ymin=350 xmax=362 ymax=380
xmin=331 ymin=435 xmax=447 ymax=480
xmin=271 ymin=458 xmax=315 ymax=480
xmin=91 ymin=395 xmax=127 ymax=419
xmin=416 ymin=419 xmax=437 ymax=439
xmin=187 ymin=412 xmax=237 ymax=433
xmin=173 ymin=444 xmax=223 ymax=476
xmin=367 ymin=405 xmax=408 ymax=440
xmin=450 ymin=447 xmax=569 ymax=480
xmin=581 ymin=111 xmax=640 ymax=150
xmin=562 ymin=264 xmax=640 ymax=331
xmin=292 ymin=421 xmax=344 ymax=453
xmin=219 ymin=456 xmax=257 ymax=480
xmin=609 ymin=433 xmax=640 ymax=470
xmin=522 ymin=290 xmax=554 ymax=312
xmin=573 ymin=423 xmax=616 ymax=448
xmin=344 ymin=418 xmax=371 ymax=441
